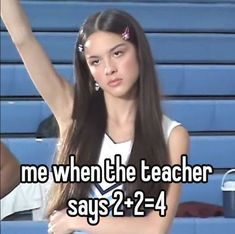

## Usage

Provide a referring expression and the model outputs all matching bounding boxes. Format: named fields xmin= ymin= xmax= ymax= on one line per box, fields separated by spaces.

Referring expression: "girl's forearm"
xmin=73 ymin=215 xmax=159 ymax=234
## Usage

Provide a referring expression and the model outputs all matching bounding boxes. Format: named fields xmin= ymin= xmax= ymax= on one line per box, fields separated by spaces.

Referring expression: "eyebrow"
xmin=86 ymin=43 xmax=126 ymax=59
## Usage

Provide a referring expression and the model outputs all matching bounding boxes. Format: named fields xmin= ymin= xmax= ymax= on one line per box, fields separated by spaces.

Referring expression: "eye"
xmin=90 ymin=59 xmax=100 ymax=66
xmin=113 ymin=50 xmax=123 ymax=57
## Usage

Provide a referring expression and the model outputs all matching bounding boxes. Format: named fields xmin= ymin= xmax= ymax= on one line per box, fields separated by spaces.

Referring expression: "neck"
xmin=104 ymin=94 xmax=137 ymax=126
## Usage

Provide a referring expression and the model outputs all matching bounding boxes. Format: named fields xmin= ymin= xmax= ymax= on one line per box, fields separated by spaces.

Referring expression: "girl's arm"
xmin=49 ymin=125 xmax=189 ymax=234
xmin=1 ymin=0 xmax=74 ymax=126
xmin=0 ymin=142 xmax=20 ymax=198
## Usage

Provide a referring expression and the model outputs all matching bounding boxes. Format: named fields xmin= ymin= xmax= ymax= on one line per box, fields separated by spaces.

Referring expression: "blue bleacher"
xmin=1 ymin=100 xmax=235 ymax=133
xmin=1 ymin=218 xmax=235 ymax=234
xmin=1 ymin=64 xmax=235 ymax=96
xmin=1 ymin=1 xmax=235 ymax=234
xmin=1 ymin=1 xmax=235 ymax=32
xmin=2 ymin=136 xmax=235 ymax=169
xmin=2 ymin=32 xmax=235 ymax=63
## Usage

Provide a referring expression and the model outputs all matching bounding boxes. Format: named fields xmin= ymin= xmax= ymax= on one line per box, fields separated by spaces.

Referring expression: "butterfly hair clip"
xmin=122 ymin=27 xmax=130 ymax=41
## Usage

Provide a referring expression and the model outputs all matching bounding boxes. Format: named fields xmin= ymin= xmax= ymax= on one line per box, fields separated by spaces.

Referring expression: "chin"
xmin=106 ymin=89 xmax=137 ymax=100
xmin=103 ymin=83 xmax=138 ymax=100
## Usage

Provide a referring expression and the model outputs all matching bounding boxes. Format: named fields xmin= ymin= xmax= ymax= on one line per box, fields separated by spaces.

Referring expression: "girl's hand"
xmin=48 ymin=209 xmax=76 ymax=234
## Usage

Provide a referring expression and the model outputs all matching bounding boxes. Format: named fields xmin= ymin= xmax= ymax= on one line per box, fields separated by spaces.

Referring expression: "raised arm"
xmin=0 ymin=142 xmax=20 ymax=199
xmin=1 ymin=0 xmax=74 ymax=127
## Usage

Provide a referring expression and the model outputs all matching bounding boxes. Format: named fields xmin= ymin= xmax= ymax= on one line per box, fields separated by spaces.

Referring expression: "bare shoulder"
xmin=168 ymin=125 xmax=189 ymax=164
xmin=169 ymin=125 xmax=189 ymax=145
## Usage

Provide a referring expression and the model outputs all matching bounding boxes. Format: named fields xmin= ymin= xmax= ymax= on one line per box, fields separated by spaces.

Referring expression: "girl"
xmin=1 ymin=1 xmax=189 ymax=233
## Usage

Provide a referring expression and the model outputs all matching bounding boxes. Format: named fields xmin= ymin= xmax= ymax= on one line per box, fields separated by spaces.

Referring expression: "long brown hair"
xmin=47 ymin=9 xmax=168 ymax=216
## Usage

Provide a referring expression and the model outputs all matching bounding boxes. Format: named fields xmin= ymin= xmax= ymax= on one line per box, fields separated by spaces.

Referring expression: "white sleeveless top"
xmin=89 ymin=115 xmax=181 ymax=210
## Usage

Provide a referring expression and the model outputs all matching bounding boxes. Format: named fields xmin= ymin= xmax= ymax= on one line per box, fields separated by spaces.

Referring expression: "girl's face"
xmin=84 ymin=31 xmax=139 ymax=99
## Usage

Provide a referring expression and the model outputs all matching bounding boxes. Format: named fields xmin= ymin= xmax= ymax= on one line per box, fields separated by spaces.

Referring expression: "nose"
xmin=104 ymin=59 xmax=117 ymax=76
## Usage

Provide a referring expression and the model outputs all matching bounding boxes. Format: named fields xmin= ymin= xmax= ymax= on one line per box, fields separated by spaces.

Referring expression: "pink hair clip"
xmin=122 ymin=27 xmax=130 ymax=41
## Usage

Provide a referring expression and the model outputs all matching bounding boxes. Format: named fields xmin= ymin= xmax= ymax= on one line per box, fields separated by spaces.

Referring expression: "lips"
xmin=107 ymin=78 xmax=122 ymax=87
